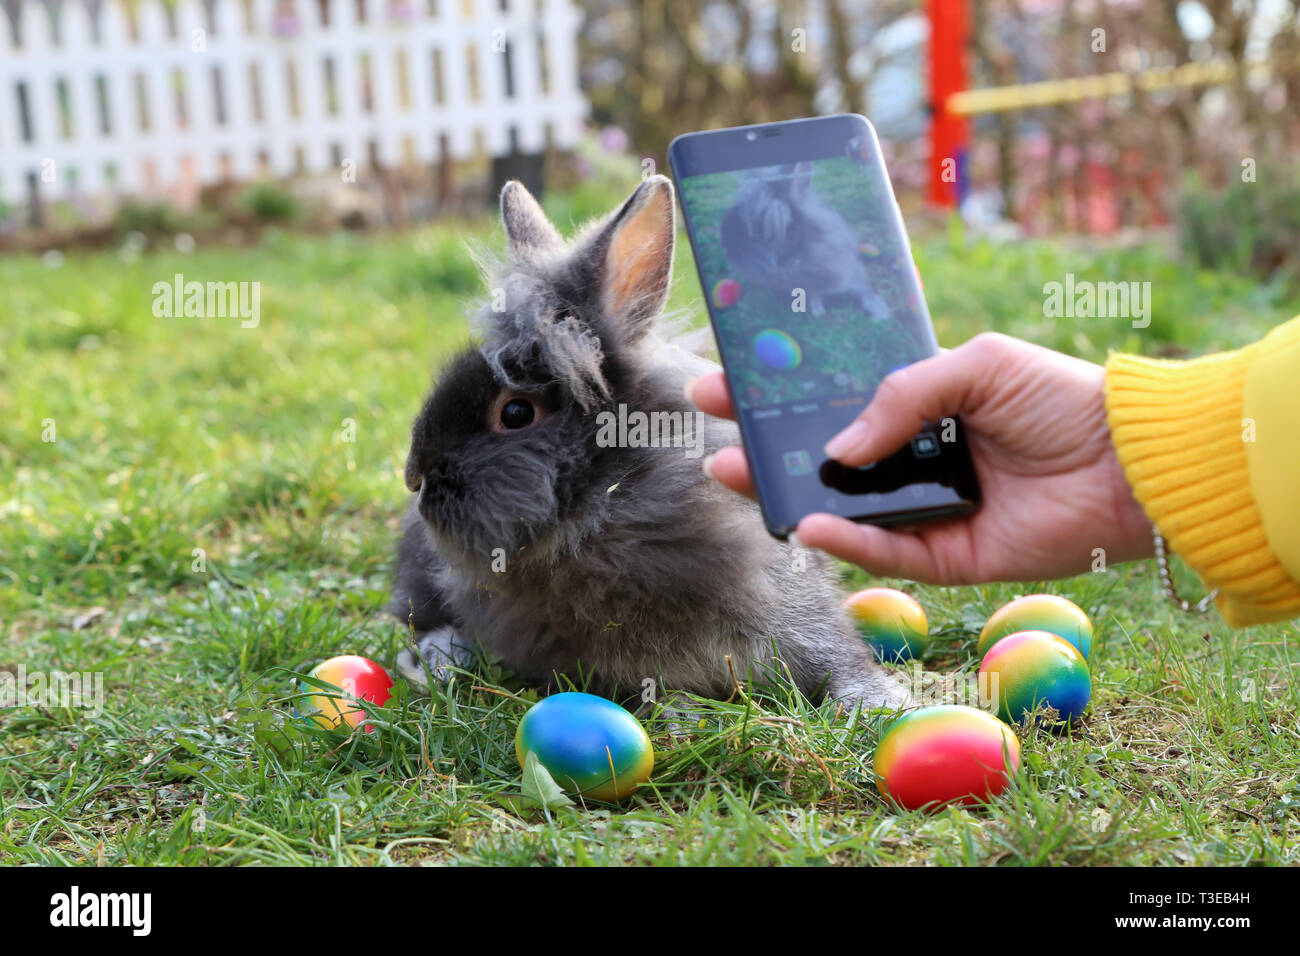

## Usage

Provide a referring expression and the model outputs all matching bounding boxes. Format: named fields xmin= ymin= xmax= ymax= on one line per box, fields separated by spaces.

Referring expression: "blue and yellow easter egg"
xmin=977 ymin=593 xmax=1094 ymax=659
xmin=753 ymin=329 xmax=802 ymax=370
xmin=979 ymin=630 xmax=1091 ymax=726
xmin=845 ymin=587 xmax=928 ymax=662
xmin=515 ymin=692 xmax=654 ymax=801
xmin=873 ymin=704 xmax=1020 ymax=811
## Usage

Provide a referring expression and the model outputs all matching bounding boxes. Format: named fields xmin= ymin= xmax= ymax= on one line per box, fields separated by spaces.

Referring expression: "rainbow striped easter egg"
xmin=845 ymin=588 xmax=928 ymax=662
xmin=979 ymin=630 xmax=1091 ymax=726
xmin=873 ymin=705 xmax=1020 ymax=811
xmin=977 ymin=593 xmax=1094 ymax=659
xmin=515 ymin=693 xmax=654 ymax=802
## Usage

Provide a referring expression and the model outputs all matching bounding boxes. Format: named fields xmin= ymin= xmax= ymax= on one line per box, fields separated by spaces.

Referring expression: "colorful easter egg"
xmin=980 ymin=630 xmax=1091 ymax=726
xmin=977 ymin=593 xmax=1094 ymax=659
xmin=753 ymin=329 xmax=802 ymax=370
xmin=515 ymin=692 xmax=654 ymax=801
xmin=874 ymin=705 xmax=1020 ymax=811
xmin=296 ymin=655 xmax=394 ymax=733
xmin=845 ymin=587 xmax=928 ymax=662
xmin=711 ymin=277 xmax=741 ymax=308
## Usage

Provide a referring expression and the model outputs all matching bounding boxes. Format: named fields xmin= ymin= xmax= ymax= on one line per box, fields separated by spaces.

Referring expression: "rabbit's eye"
xmin=501 ymin=400 xmax=535 ymax=429
xmin=491 ymin=393 xmax=544 ymax=433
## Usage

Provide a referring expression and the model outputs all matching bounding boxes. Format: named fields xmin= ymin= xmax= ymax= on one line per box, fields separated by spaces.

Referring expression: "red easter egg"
xmin=712 ymin=278 xmax=741 ymax=308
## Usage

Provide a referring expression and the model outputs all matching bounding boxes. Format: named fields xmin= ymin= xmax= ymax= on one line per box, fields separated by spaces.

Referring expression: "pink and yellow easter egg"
xmin=980 ymin=630 xmax=1091 ymax=726
xmin=977 ymin=593 xmax=1093 ymax=659
xmin=874 ymin=705 xmax=1020 ymax=811
xmin=711 ymin=278 xmax=741 ymax=308
xmin=845 ymin=587 xmax=928 ymax=662
xmin=296 ymin=655 xmax=394 ymax=733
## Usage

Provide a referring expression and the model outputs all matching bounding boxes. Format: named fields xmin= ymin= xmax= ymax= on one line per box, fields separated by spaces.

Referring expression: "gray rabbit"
xmin=719 ymin=162 xmax=890 ymax=318
xmin=388 ymin=176 xmax=909 ymax=714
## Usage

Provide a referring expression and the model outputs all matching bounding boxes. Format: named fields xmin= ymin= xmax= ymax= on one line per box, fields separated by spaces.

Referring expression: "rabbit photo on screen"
xmin=388 ymin=176 xmax=909 ymax=714
xmin=719 ymin=162 xmax=891 ymax=319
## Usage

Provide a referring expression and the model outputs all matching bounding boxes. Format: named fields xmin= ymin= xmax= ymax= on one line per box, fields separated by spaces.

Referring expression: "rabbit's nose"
xmin=403 ymin=453 xmax=424 ymax=493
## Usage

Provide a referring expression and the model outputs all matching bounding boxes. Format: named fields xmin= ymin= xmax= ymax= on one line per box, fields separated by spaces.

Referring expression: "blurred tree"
xmin=581 ymin=0 xmax=822 ymax=162
xmin=966 ymin=0 xmax=1300 ymax=232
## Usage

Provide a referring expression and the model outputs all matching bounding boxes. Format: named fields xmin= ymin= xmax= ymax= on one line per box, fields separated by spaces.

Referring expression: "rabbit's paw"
xmin=396 ymin=626 xmax=475 ymax=686
xmin=637 ymin=690 xmax=712 ymax=737
xmin=830 ymin=671 xmax=915 ymax=717
xmin=859 ymin=288 xmax=891 ymax=320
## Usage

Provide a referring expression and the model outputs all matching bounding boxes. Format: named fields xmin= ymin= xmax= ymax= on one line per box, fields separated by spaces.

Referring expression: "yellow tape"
xmin=947 ymin=56 xmax=1292 ymax=116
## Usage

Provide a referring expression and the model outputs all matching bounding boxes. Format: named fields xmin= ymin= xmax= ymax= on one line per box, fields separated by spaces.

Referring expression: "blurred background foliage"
xmin=6 ymin=1 xmax=1300 ymax=285
xmin=580 ymin=0 xmax=1300 ymax=284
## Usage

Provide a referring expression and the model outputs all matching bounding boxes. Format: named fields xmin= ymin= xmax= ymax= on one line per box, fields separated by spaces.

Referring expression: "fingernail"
xmin=701 ymin=452 xmax=717 ymax=479
xmin=683 ymin=377 xmax=699 ymax=404
xmin=824 ymin=422 xmax=870 ymax=459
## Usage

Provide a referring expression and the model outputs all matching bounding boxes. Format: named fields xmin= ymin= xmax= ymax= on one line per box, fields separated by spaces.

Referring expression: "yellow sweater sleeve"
xmin=1105 ymin=316 xmax=1300 ymax=627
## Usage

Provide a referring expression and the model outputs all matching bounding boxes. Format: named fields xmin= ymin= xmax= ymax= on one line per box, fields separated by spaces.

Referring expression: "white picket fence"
xmin=0 ymin=0 xmax=587 ymax=208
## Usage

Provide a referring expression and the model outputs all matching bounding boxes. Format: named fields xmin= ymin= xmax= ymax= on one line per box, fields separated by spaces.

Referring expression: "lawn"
xmin=2 ymin=189 xmax=1299 ymax=865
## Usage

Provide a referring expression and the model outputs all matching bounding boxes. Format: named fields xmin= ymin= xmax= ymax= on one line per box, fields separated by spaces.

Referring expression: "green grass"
xmin=3 ymin=192 xmax=1299 ymax=866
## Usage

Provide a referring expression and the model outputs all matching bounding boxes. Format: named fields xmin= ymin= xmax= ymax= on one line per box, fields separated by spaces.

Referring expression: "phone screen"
xmin=669 ymin=115 xmax=980 ymax=538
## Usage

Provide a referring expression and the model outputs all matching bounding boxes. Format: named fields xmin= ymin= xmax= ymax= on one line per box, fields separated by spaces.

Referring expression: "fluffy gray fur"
xmin=389 ymin=175 xmax=909 ymax=713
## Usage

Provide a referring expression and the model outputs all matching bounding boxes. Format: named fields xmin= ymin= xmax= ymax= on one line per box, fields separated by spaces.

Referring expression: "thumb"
xmin=824 ymin=335 xmax=1003 ymax=467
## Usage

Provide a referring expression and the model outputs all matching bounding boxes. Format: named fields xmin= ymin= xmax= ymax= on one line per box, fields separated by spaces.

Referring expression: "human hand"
xmin=688 ymin=333 xmax=1154 ymax=584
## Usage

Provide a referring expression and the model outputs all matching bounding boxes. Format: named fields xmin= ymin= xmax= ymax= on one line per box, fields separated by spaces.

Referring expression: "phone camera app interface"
xmin=679 ymin=144 xmax=963 ymax=527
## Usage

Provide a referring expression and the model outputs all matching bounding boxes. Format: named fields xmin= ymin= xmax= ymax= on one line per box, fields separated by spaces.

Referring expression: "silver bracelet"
xmin=1153 ymin=526 xmax=1219 ymax=613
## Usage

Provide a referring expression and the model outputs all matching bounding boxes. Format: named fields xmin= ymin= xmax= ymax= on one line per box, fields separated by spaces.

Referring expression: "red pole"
xmin=928 ymin=0 xmax=970 ymax=207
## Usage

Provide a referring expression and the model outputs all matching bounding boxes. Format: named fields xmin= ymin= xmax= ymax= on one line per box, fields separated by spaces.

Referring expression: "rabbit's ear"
xmin=500 ymin=181 xmax=563 ymax=258
xmin=790 ymin=162 xmax=813 ymax=199
xmin=594 ymin=175 xmax=675 ymax=343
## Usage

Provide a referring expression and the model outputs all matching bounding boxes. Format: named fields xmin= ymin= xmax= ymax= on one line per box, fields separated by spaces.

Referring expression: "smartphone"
xmin=668 ymin=114 xmax=981 ymax=539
